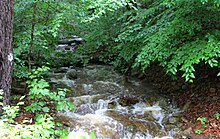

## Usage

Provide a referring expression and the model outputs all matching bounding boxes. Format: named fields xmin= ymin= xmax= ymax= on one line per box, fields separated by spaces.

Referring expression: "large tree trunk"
xmin=0 ymin=0 xmax=14 ymax=105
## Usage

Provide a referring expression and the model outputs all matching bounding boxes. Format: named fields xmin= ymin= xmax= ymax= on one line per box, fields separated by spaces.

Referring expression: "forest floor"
xmin=140 ymin=63 xmax=220 ymax=139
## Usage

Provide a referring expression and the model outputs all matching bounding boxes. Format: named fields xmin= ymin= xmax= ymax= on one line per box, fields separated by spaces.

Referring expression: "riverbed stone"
xmin=118 ymin=95 xmax=139 ymax=106
xmin=48 ymin=73 xmax=64 ymax=79
xmin=168 ymin=117 xmax=178 ymax=124
xmin=66 ymin=69 xmax=78 ymax=80
xmin=157 ymin=98 xmax=168 ymax=109
xmin=108 ymin=101 xmax=117 ymax=109
xmin=75 ymin=104 xmax=94 ymax=115
xmin=53 ymin=67 xmax=69 ymax=73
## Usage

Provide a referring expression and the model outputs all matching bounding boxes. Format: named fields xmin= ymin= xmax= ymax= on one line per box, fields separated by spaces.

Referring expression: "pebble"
xmin=168 ymin=117 xmax=178 ymax=124
xmin=181 ymin=117 xmax=189 ymax=123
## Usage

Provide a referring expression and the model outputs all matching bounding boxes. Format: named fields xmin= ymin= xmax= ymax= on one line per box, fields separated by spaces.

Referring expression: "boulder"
xmin=118 ymin=95 xmax=139 ymax=106
xmin=66 ymin=69 xmax=78 ymax=80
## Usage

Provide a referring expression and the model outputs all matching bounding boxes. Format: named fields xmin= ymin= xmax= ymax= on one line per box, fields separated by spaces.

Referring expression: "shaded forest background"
xmin=13 ymin=0 xmax=219 ymax=82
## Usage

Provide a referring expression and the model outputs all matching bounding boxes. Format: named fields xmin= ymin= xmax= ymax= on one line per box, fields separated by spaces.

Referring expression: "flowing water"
xmin=48 ymin=65 xmax=183 ymax=139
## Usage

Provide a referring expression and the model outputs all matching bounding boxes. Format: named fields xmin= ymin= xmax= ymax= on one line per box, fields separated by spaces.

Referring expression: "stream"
xmin=48 ymin=65 xmax=183 ymax=139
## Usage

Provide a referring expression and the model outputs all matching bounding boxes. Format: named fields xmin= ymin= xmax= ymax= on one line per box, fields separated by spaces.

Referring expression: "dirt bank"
xmin=138 ymin=63 xmax=220 ymax=139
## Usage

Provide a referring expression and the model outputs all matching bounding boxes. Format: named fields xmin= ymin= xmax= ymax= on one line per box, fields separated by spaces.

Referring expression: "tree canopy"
xmin=13 ymin=0 xmax=220 ymax=81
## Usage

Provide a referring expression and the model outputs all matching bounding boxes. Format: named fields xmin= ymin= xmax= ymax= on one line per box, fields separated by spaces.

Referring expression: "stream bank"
xmin=137 ymin=63 xmax=220 ymax=139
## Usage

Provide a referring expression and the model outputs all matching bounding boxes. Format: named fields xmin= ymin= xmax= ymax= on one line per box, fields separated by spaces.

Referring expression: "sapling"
xmin=197 ymin=117 xmax=207 ymax=125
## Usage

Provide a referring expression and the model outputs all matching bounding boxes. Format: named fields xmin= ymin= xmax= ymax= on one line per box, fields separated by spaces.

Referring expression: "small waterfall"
xmin=50 ymin=65 xmax=182 ymax=138
xmin=58 ymin=94 xmax=181 ymax=139
xmin=50 ymin=73 xmax=75 ymax=88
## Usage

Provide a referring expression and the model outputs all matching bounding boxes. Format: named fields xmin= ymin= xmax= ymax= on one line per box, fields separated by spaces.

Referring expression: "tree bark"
xmin=0 ymin=0 xmax=14 ymax=105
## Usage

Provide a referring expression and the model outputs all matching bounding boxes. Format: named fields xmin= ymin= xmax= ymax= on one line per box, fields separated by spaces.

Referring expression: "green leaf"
xmin=56 ymin=122 xmax=63 ymax=126
xmin=80 ymin=136 xmax=87 ymax=139
xmin=195 ymin=129 xmax=202 ymax=134
xmin=25 ymin=106 xmax=33 ymax=112
xmin=42 ymin=107 xmax=50 ymax=112
xmin=89 ymin=131 xmax=95 ymax=139
xmin=197 ymin=117 xmax=207 ymax=125
xmin=215 ymin=113 xmax=220 ymax=120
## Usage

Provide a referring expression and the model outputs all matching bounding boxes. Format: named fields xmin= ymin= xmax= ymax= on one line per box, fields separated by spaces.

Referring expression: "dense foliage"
xmin=13 ymin=0 xmax=132 ymax=78
xmin=80 ymin=0 xmax=220 ymax=82
xmin=13 ymin=0 xmax=219 ymax=82
xmin=0 ymin=67 xmax=72 ymax=138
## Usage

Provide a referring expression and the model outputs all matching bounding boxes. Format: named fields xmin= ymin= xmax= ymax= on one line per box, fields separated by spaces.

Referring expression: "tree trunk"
xmin=0 ymin=0 xmax=14 ymax=105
